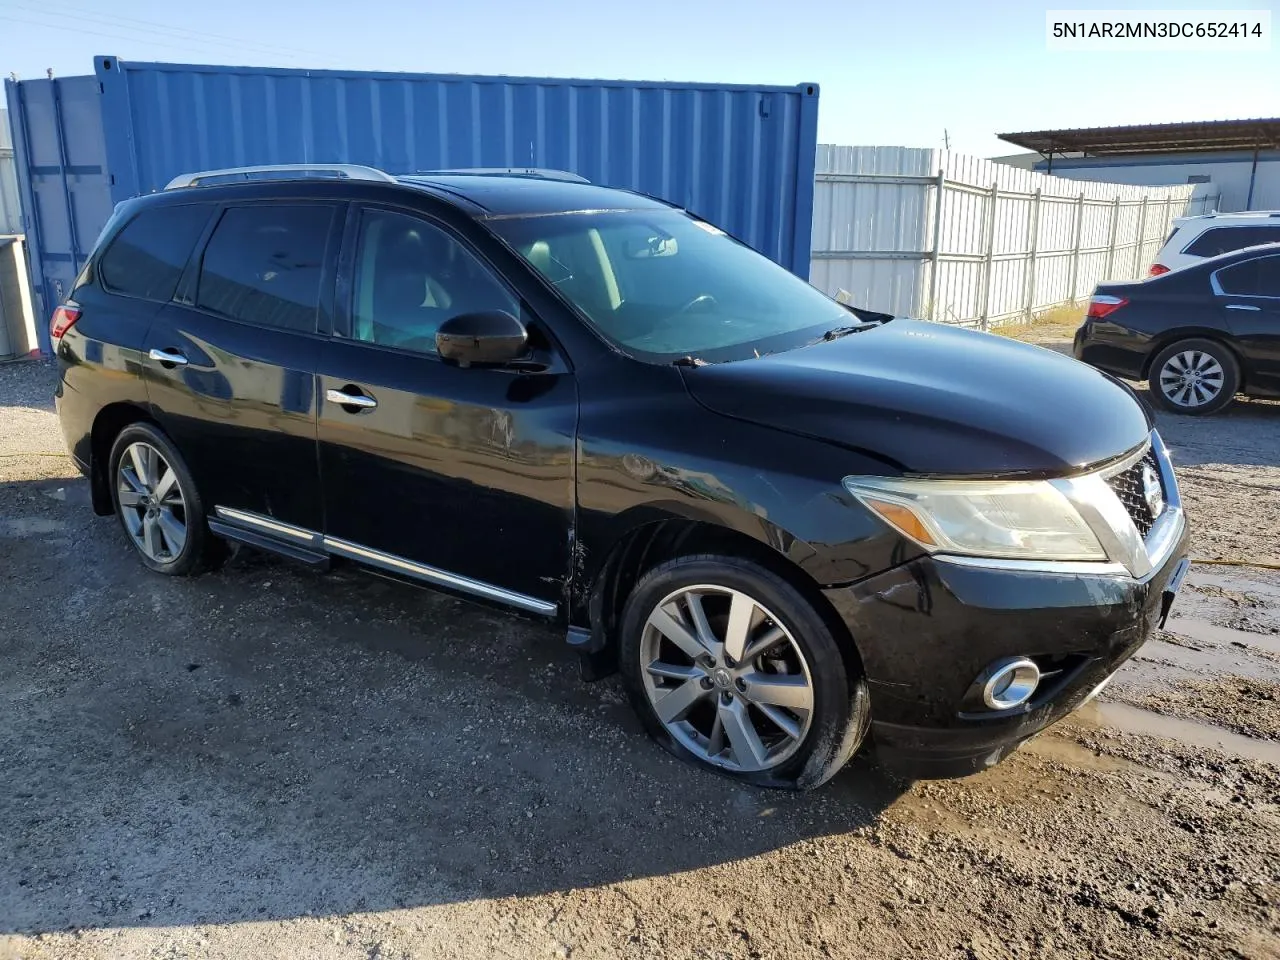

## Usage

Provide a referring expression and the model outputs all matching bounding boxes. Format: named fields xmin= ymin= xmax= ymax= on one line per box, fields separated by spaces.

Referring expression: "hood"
xmin=680 ymin=319 xmax=1151 ymax=477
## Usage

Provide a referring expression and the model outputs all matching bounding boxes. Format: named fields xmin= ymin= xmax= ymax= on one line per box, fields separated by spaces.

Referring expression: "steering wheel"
xmin=670 ymin=294 xmax=718 ymax=319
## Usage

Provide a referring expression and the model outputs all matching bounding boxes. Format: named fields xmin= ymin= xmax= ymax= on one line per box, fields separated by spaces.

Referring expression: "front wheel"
xmin=619 ymin=555 xmax=870 ymax=790
xmin=1149 ymin=338 xmax=1239 ymax=416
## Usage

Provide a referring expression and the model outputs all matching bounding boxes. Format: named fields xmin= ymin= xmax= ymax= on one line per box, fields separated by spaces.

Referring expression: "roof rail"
xmin=412 ymin=167 xmax=591 ymax=184
xmin=164 ymin=164 xmax=397 ymax=190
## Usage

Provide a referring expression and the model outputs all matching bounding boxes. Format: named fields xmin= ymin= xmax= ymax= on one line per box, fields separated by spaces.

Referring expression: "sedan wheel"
xmin=639 ymin=584 xmax=815 ymax=773
xmin=116 ymin=441 xmax=188 ymax=564
xmin=1158 ymin=350 xmax=1225 ymax=410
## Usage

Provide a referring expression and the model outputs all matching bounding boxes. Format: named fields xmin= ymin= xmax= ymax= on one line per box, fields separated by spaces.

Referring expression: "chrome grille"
xmin=1106 ymin=451 xmax=1162 ymax=539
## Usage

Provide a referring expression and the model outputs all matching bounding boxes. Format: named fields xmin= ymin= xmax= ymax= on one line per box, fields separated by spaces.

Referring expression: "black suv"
xmin=53 ymin=165 xmax=1189 ymax=789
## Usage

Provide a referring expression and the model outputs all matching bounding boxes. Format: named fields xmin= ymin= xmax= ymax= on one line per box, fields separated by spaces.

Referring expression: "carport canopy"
xmin=998 ymin=118 xmax=1280 ymax=157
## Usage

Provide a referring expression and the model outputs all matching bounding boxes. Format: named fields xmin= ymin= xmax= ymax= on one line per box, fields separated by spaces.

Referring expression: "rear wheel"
xmin=619 ymin=554 xmax=870 ymax=790
xmin=1149 ymin=338 xmax=1239 ymax=416
xmin=108 ymin=423 xmax=227 ymax=576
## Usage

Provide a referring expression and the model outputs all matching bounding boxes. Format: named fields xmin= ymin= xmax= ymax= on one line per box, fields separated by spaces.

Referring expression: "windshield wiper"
xmin=672 ymin=355 xmax=708 ymax=367
xmin=819 ymin=324 xmax=870 ymax=342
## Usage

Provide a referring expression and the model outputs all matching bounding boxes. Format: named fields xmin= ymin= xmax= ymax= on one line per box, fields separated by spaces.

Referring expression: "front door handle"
xmin=326 ymin=387 xmax=378 ymax=410
xmin=148 ymin=347 xmax=189 ymax=366
xmin=1225 ymin=303 xmax=1262 ymax=311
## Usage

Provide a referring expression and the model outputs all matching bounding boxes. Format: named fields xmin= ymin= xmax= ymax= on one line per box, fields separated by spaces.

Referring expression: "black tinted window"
xmin=1185 ymin=225 xmax=1280 ymax=258
xmin=1216 ymin=256 xmax=1280 ymax=297
xmin=196 ymin=205 xmax=334 ymax=332
xmin=349 ymin=209 xmax=518 ymax=354
xmin=98 ymin=204 xmax=210 ymax=302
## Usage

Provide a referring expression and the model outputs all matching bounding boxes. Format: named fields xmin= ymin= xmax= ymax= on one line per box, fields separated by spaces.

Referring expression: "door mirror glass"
xmin=436 ymin=310 xmax=529 ymax=366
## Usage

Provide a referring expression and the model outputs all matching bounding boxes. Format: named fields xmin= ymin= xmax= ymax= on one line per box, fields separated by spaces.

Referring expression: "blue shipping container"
xmin=6 ymin=57 xmax=819 ymax=352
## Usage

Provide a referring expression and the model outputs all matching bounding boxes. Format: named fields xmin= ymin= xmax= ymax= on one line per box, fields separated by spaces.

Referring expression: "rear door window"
xmin=1185 ymin=225 xmax=1280 ymax=258
xmin=1215 ymin=255 xmax=1280 ymax=297
xmin=196 ymin=204 xmax=337 ymax=333
xmin=98 ymin=204 xmax=211 ymax=302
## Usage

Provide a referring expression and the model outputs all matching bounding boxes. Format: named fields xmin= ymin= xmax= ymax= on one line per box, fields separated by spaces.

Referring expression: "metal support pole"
xmin=1066 ymin=193 xmax=1085 ymax=302
xmin=1104 ymin=195 xmax=1121 ymax=280
xmin=928 ymin=169 xmax=945 ymax=321
xmin=1246 ymin=146 xmax=1260 ymax=210
xmin=980 ymin=181 xmax=998 ymax=329
xmin=1023 ymin=189 xmax=1041 ymax=320
xmin=1135 ymin=197 xmax=1149 ymax=277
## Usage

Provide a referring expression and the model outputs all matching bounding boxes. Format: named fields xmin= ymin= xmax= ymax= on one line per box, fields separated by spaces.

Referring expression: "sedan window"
xmin=1215 ymin=255 xmax=1280 ymax=298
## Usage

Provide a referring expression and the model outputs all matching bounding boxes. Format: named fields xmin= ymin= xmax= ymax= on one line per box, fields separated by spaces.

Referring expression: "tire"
xmin=108 ymin=422 xmax=228 ymax=576
xmin=1148 ymin=338 xmax=1239 ymax=416
xmin=619 ymin=554 xmax=870 ymax=790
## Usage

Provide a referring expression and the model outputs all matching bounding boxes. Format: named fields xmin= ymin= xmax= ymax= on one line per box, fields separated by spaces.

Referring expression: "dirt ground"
xmin=1 ymin=352 xmax=1278 ymax=960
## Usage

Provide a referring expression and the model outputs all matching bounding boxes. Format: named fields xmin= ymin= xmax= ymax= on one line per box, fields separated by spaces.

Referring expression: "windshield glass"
xmin=488 ymin=209 xmax=853 ymax=363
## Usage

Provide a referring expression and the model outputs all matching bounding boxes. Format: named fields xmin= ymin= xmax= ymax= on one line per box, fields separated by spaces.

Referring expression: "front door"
xmin=143 ymin=200 xmax=342 ymax=532
xmin=316 ymin=206 xmax=577 ymax=612
xmin=1216 ymin=253 xmax=1280 ymax=394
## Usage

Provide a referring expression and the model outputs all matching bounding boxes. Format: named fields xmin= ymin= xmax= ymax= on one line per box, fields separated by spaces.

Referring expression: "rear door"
xmin=315 ymin=204 xmax=577 ymax=612
xmin=1215 ymin=253 xmax=1280 ymax=394
xmin=143 ymin=199 xmax=343 ymax=533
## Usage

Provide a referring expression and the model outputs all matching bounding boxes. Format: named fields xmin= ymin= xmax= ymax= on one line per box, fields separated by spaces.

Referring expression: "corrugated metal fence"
xmin=1 ymin=108 xmax=23 ymax=234
xmin=811 ymin=146 xmax=1219 ymax=326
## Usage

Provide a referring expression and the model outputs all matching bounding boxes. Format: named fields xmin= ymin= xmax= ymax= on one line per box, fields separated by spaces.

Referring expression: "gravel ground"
xmin=2 ymin=357 xmax=1278 ymax=960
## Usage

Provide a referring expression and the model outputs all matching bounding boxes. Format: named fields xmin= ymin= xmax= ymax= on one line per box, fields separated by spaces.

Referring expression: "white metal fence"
xmin=810 ymin=146 xmax=1219 ymax=327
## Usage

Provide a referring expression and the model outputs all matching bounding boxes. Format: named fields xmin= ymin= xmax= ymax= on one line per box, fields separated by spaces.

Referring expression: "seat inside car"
xmin=364 ymin=224 xmax=452 ymax=344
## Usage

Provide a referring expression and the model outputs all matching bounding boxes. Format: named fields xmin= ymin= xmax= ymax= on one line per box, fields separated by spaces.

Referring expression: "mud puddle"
xmin=1184 ymin=569 xmax=1280 ymax=604
xmin=1077 ymin=699 xmax=1280 ymax=765
xmin=1163 ymin=616 xmax=1280 ymax=656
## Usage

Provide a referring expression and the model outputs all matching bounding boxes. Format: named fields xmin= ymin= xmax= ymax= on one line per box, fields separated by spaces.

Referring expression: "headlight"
xmin=842 ymin=476 xmax=1107 ymax=561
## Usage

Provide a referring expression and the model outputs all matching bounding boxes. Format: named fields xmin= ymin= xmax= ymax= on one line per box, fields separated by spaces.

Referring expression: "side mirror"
xmin=436 ymin=310 xmax=529 ymax=366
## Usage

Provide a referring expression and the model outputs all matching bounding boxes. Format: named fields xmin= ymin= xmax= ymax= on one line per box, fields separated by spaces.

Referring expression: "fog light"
xmin=982 ymin=658 xmax=1041 ymax=710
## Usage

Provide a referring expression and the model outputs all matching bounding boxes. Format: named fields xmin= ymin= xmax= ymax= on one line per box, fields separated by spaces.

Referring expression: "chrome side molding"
xmin=212 ymin=507 xmax=556 ymax=616
xmin=214 ymin=506 xmax=321 ymax=546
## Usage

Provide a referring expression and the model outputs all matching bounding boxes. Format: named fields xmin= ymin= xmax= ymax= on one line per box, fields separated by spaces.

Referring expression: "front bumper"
xmin=823 ymin=433 xmax=1190 ymax=779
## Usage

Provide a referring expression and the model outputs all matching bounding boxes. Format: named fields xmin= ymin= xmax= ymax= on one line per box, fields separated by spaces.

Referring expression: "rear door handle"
xmin=325 ymin=387 xmax=378 ymax=410
xmin=148 ymin=347 xmax=189 ymax=366
xmin=1225 ymin=304 xmax=1261 ymax=311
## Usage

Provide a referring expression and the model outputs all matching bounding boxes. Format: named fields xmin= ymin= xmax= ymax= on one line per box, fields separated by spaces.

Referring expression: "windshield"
xmin=488 ymin=209 xmax=853 ymax=363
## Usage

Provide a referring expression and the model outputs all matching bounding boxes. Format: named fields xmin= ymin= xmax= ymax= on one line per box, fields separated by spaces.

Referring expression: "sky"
xmin=1 ymin=0 xmax=1277 ymax=158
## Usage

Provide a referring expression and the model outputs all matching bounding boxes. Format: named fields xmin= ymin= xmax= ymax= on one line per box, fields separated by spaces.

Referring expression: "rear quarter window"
xmin=1215 ymin=255 xmax=1280 ymax=297
xmin=97 ymin=204 xmax=212 ymax=302
xmin=1185 ymin=225 xmax=1280 ymax=258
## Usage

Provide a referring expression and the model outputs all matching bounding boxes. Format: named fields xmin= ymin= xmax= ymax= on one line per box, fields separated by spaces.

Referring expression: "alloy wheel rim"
xmin=117 ymin=442 xmax=188 ymax=563
xmin=639 ymin=585 xmax=814 ymax=773
xmin=1159 ymin=350 xmax=1224 ymax=408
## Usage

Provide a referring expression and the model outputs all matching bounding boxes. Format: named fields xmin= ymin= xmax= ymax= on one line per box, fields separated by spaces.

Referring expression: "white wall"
xmin=811 ymin=145 xmax=1212 ymax=327
xmin=1040 ymin=151 xmax=1280 ymax=213
xmin=0 ymin=109 xmax=22 ymax=235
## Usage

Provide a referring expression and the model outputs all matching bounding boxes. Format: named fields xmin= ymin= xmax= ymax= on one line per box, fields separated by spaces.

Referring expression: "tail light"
xmin=49 ymin=304 xmax=82 ymax=343
xmin=1148 ymin=263 xmax=1170 ymax=277
xmin=1086 ymin=295 xmax=1128 ymax=320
